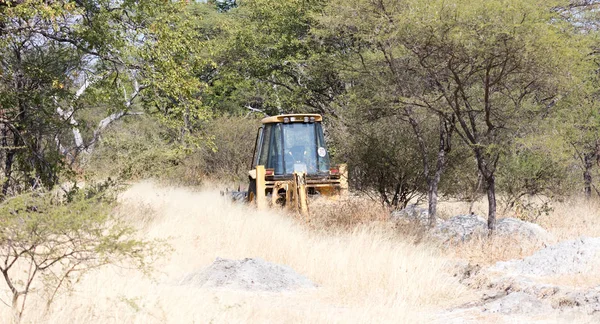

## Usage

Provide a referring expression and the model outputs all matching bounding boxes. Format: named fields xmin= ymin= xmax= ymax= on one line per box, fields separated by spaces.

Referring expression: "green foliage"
xmin=319 ymin=0 xmax=589 ymax=224
xmin=496 ymin=141 xmax=575 ymax=219
xmin=87 ymin=114 xmax=261 ymax=185
xmin=2 ymin=0 xmax=600 ymax=220
xmin=211 ymin=0 xmax=343 ymax=115
xmin=136 ymin=2 xmax=217 ymax=137
xmin=0 ymin=1 xmax=227 ymax=196
xmin=194 ymin=115 xmax=261 ymax=183
xmin=333 ymin=113 xmax=428 ymax=208
xmin=86 ymin=116 xmax=187 ymax=181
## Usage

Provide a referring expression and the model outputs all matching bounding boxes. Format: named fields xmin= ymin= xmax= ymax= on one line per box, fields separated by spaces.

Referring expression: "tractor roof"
xmin=261 ymin=114 xmax=322 ymax=124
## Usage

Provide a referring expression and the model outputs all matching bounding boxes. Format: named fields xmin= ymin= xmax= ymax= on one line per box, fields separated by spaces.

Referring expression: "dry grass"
xmin=307 ymin=194 xmax=390 ymax=229
xmin=309 ymin=195 xmax=549 ymax=266
xmin=436 ymin=198 xmax=490 ymax=220
xmin=0 ymin=181 xmax=472 ymax=323
xmin=435 ymin=195 xmax=600 ymax=266
xmin=539 ymin=197 xmax=600 ymax=240
xmin=445 ymin=234 xmax=545 ymax=266
xmin=437 ymin=194 xmax=600 ymax=241
xmin=5 ymin=183 xmax=600 ymax=323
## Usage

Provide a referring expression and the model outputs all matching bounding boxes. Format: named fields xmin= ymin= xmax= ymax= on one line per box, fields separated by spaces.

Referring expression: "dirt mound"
xmin=390 ymin=205 xmax=431 ymax=226
xmin=433 ymin=215 xmax=549 ymax=243
xmin=180 ymin=257 xmax=317 ymax=292
xmin=447 ymin=237 xmax=600 ymax=319
xmin=434 ymin=214 xmax=488 ymax=242
xmin=490 ymin=237 xmax=600 ymax=276
xmin=495 ymin=218 xmax=549 ymax=240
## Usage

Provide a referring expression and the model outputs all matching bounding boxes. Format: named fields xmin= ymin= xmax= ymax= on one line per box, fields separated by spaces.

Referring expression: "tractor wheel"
xmin=248 ymin=178 xmax=257 ymax=203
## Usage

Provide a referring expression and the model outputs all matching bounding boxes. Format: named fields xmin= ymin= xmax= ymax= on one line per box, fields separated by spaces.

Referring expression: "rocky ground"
xmin=394 ymin=205 xmax=600 ymax=322
xmin=438 ymin=238 xmax=600 ymax=322
xmin=177 ymin=203 xmax=600 ymax=322
xmin=178 ymin=203 xmax=600 ymax=322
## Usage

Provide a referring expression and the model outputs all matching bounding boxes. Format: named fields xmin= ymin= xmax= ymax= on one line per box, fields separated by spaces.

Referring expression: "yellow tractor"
xmin=247 ymin=114 xmax=348 ymax=215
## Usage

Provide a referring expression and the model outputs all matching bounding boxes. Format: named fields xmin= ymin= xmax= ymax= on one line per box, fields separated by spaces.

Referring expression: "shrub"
xmin=85 ymin=115 xmax=186 ymax=181
xmin=194 ymin=115 xmax=261 ymax=183
xmin=86 ymin=114 xmax=261 ymax=185
xmin=0 ymin=180 xmax=163 ymax=321
xmin=331 ymin=115 xmax=428 ymax=208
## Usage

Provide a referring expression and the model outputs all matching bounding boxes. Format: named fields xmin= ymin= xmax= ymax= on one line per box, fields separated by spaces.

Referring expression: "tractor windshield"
xmin=257 ymin=122 xmax=330 ymax=176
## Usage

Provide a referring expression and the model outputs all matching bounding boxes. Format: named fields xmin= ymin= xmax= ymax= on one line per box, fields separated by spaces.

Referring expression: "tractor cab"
xmin=247 ymin=114 xmax=347 ymax=214
xmin=251 ymin=114 xmax=331 ymax=178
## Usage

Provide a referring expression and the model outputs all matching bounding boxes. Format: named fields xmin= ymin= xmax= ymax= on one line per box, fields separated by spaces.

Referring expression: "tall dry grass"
xmin=0 ymin=181 xmax=472 ymax=323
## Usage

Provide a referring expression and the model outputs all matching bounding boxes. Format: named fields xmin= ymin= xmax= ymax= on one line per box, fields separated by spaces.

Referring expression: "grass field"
xmin=0 ymin=181 xmax=473 ymax=323
xmin=3 ymin=181 xmax=600 ymax=323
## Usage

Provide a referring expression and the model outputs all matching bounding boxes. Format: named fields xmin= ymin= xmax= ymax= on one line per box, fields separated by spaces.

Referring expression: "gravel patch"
xmin=490 ymin=237 xmax=600 ymax=276
xmin=180 ymin=257 xmax=317 ymax=292
xmin=434 ymin=214 xmax=488 ymax=242
xmin=390 ymin=205 xmax=431 ymax=225
xmin=482 ymin=292 xmax=553 ymax=315
xmin=495 ymin=218 xmax=549 ymax=240
xmin=433 ymin=215 xmax=549 ymax=243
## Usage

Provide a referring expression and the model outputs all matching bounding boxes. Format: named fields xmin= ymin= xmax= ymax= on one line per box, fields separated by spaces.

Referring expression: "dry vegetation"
xmin=3 ymin=181 xmax=600 ymax=323
xmin=0 ymin=182 xmax=471 ymax=323
xmin=436 ymin=197 xmax=600 ymax=266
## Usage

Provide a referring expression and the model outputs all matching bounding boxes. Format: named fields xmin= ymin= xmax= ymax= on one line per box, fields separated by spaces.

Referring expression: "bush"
xmin=330 ymin=114 xmax=429 ymax=208
xmin=86 ymin=114 xmax=261 ymax=185
xmin=496 ymin=142 xmax=577 ymax=221
xmin=194 ymin=115 xmax=261 ymax=183
xmin=0 ymin=180 xmax=162 ymax=320
xmin=85 ymin=115 xmax=186 ymax=181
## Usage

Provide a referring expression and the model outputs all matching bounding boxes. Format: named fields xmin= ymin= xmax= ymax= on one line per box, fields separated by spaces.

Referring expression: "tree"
xmin=0 ymin=1 xmax=141 ymax=195
xmin=322 ymin=0 xmax=586 ymax=229
xmin=218 ymin=0 xmax=344 ymax=116
xmin=0 ymin=181 xmax=161 ymax=321
xmin=317 ymin=0 xmax=459 ymax=225
xmin=333 ymin=110 xmax=429 ymax=209
xmin=554 ymin=80 xmax=600 ymax=199
xmin=0 ymin=1 xmax=224 ymax=195
xmin=135 ymin=2 xmax=220 ymax=140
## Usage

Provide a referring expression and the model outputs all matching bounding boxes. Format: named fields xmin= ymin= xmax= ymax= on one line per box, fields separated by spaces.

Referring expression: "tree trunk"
xmin=2 ymin=150 xmax=15 ymax=198
xmin=427 ymin=118 xmax=450 ymax=227
xmin=2 ymin=130 xmax=17 ymax=198
xmin=474 ymin=146 xmax=498 ymax=231
xmin=428 ymin=180 xmax=439 ymax=227
xmin=404 ymin=106 xmax=438 ymax=224
xmin=428 ymin=159 xmax=445 ymax=227
xmin=485 ymin=174 xmax=497 ymax=231
xmin=584 ymin=152 xmax=593 ymax=200
xmin=468 ymin=173 xmax=483 ymax=215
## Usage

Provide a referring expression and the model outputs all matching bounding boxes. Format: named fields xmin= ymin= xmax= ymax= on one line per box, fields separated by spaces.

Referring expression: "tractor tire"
xmin=248 ymin=178 xmax=257 ymax=203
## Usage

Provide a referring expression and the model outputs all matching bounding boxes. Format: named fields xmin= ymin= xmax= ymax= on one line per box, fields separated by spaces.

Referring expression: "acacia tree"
xmin=551 ymin=1 xmax=600 ymax=200
xmin=0 ymin=181 xmax=162 ymax=321
xmin=323 ymin=0 xmax=585 ymax=229
xmin=555 ymin=80 xmax=600 ymax=199
xmin=318 ymin=0 xmax=458 ymax=225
